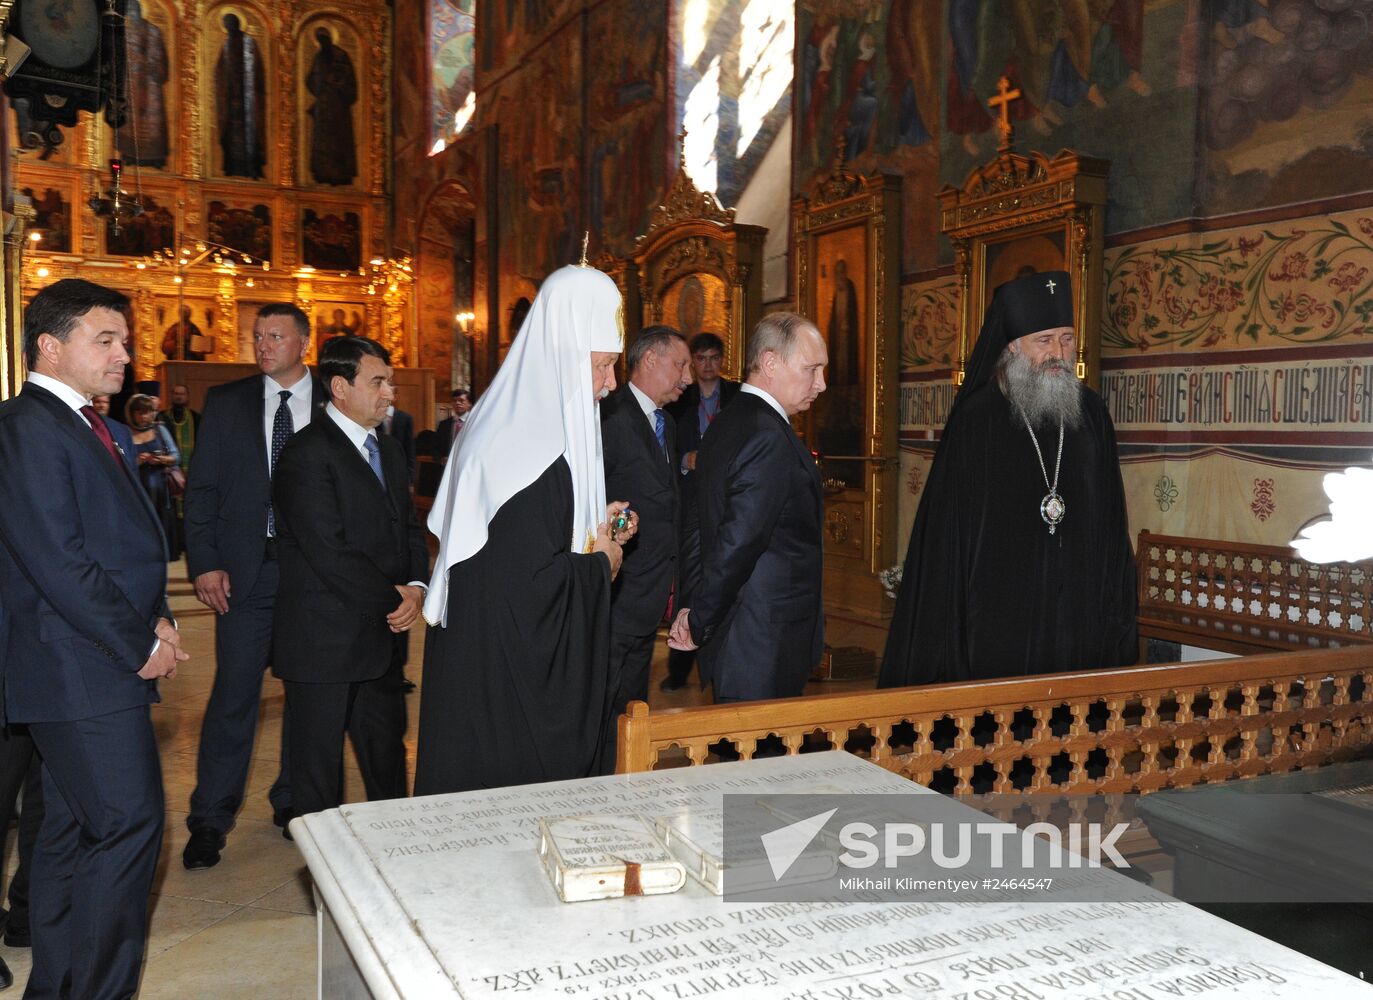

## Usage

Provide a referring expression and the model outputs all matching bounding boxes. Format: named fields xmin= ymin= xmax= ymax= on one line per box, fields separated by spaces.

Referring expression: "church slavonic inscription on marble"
xmin=330 ymin=755 xmax=1362 ymax=999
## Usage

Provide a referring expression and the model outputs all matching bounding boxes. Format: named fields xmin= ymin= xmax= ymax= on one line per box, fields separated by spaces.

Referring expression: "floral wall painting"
xmin=207 ymin=200 xmax=272 ymax=262
xmin=301 ymin=208 xmax=362 ymax=271
xmin=1103 ymin=209 xmax=1373 ymax=354
xmin=899 ymin=275 xmax=959 ymax=373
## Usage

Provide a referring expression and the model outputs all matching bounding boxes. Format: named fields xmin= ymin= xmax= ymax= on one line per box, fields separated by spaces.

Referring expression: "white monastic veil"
xmin=423 ymin=264 xmax=625 ymax=626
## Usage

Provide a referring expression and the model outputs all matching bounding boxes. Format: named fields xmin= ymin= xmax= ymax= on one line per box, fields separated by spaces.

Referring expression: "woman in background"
xmin=126 ymin=393 xmax=182 ymax=560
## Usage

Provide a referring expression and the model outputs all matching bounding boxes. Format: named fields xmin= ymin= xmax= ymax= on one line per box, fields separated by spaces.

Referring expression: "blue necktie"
xmin=267 ymin=390 xmax=292 ymax=536
xmin=363 ymin=434 xmax=386 ymax=486
xmin=653 ymin=409 xmax=667 ymax=456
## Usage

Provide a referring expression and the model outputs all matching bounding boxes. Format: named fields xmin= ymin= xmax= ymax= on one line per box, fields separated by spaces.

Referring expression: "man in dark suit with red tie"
xmin=598 ymin=326 xmax=692 ymax=769
xmin=670 ymin=313 xmax=828 ymax=702
xmin=183 ymin=302 xmax=324 ymax=868
xmin=0 ymin=278 xmax=189 ymax=998
xmin=271 ymin=337 xmax=429 ymax=816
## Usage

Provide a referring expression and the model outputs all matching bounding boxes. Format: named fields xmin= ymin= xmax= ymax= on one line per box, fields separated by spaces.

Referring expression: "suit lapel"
xmin=247 ymin=376 xmax=271 ymax=479
xmin=24 ymin=384 xmax=164 ymax=534
xmin=320 ymin=414 xmax=391 ymax=506
xmin=747 ymin=392 xmax=822 ymax=503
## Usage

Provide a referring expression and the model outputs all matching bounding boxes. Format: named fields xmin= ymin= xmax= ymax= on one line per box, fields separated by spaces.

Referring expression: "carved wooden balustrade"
xmin=617 ymin=647 xmax=1373 ymax=796
xmin=1137 ymin=531 xmax=1373 ymax=654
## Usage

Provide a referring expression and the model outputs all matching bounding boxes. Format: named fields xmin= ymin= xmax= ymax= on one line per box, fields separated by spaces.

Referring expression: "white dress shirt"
xmin=324 ymin=403 xmax=427 ymax=591
xmin=27 ymin=372 xmax=93 ymax=421
xmin=740 ymin=382 xmax=788 ymax=421
xmin=262 ymin=369 xmax=315 ymax=472
xmin=627 ymin=381 xmax=663 ymax=434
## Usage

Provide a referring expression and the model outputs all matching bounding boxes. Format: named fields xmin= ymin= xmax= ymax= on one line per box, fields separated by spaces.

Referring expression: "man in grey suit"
xmin=182 ymin=303 xmax=324 ymax=868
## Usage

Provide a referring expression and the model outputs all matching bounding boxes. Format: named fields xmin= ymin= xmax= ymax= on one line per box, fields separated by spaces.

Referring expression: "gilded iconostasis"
xmin=13 ymin=0 xmax=395 ymax=380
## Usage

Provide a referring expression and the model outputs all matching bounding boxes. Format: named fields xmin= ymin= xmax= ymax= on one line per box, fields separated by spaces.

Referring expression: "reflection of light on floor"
xmin=737 ymin=0 xmax=792 ymax=156
xmin=684 ymin=55 xmax=721 ymax=194
xmin=1290 ymin=462 xmax=1373 ymax=562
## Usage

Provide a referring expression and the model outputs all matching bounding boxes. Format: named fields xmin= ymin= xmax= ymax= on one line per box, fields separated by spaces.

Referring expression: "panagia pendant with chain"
xmin=1040 ymin=491 xmax=1066 ymax=534
xmin=1022 ymin=415 xmax=1066 ymax=536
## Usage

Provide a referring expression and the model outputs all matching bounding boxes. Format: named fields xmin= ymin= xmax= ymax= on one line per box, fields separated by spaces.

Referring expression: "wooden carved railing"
xmin=617 ymin=647 xmax=1373 ymax=795
xmin=1137 ymin=530 xmax=1373 ymax=654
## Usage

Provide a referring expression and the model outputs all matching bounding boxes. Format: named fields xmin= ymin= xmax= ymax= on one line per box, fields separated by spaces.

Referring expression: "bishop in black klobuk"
xmin=879 ymin=270 xmax=1138 ymax=687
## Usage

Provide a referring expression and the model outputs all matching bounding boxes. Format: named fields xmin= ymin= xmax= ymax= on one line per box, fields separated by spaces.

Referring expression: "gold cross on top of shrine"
xmin=987 ymin=76 xmax=1021 ymax=152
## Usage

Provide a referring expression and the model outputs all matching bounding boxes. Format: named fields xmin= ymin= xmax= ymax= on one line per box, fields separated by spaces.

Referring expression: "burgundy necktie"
xmin=79 ymin=405 xmax=122 ymax=465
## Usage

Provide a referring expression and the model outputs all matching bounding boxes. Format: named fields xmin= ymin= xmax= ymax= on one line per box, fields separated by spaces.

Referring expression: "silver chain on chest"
xmin=1023 ymin=416 xmax=1066 ymax=534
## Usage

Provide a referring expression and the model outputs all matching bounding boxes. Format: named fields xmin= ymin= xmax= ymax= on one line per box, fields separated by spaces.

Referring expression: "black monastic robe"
xmin=878 ymin=382 xmax=1138 ymax=687
xmin=414 ymin=456 xmax=612 ymax=795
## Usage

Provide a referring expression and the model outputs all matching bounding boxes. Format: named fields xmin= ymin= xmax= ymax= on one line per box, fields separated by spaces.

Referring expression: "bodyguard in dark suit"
xmin=183 ymin=302 xmax=323 ymax=868
xmin=598 ymin=327 xmax=692 ymax=769
xmin=662 ymin=332 xmax=741 ymax=691
xmin=670 ymin=313 xmax=828 ymax=702
xmin=382 ymin=403 xmax=416 ymax=484
xmin=272 ymin=337 xmax=428 ymax=817
xmin=0 ymin=278 xmax=189 ymax=998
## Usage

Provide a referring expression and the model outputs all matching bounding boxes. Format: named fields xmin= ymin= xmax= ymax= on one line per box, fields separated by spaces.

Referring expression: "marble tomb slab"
xmin=294 ymin=751 xmax=1373 ymax=999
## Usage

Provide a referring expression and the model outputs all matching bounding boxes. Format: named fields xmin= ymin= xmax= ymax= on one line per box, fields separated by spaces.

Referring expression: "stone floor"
xmin=0 ymin=563 xmax=886 ymax=996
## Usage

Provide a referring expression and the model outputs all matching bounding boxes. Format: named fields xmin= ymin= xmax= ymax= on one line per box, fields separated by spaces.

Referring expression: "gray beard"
xmin=998 ymin=349 xmax=1084 ymax=430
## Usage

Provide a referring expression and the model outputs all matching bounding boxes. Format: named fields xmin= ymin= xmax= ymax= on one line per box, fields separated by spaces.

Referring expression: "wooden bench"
xmin=1136 ymin=530 xmax=1373 ymax=655
xmin=617 ymin=646 xmax=1373 ymax=797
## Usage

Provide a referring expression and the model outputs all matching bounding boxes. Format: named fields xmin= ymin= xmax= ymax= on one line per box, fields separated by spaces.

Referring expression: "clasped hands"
xmin=389 ymin=585 xmax=424 ymax=633
xmin=667 ymin=607 xmax=696 ymax=651
xmin=593 ymin=501 xmax=638 ymax=580
xmin=140 ymin=617 xmax=190 ymax=680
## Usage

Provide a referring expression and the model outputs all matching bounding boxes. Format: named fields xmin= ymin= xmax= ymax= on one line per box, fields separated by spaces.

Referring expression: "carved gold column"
xmin=178 ymin=0 xmax=201 ymax=177
xmin=277 ymin=1 xmax=298 ymax=188
xmin=134 ymin=287 xmax=158 ymax=380
xmin=215 ymin=273 xmax=238 ymax=360
xmin=382 ymin=281 xmax=407 ymax=365
xmin=295 ymin=272 xmax=315 ymax=363
xmin=369 ymin=16 xmax=388 ymax=197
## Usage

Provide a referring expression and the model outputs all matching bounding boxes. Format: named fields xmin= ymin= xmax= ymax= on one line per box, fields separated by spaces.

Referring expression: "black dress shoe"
xmin=273 ymin=808 xmax=295 ymax=841
xmin=401 ymin=676 xmax=417 ymax=693
xmin=659 ymin=676 xmax=687 ymax=692
xmin=2 ymin=925 xmax=29 ymax=948
xmin=0 ymin=954 xmax=12 ymax=990
xmin=182 ymin=826 xmax=226 ymax=870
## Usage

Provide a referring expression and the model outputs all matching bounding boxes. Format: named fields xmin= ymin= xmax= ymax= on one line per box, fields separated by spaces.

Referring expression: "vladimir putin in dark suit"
xmin=670 ymin=313 xmax=828 ymax=701
xmin=0 ymin=278 xmax=189 ymax=998
xmin=183 ymin=302 xmax=324 ymax=868
xmin=598 ymin=326 xmax=692 ymax=769
xmin=271 ymin=337 xmax=429 ymax=817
